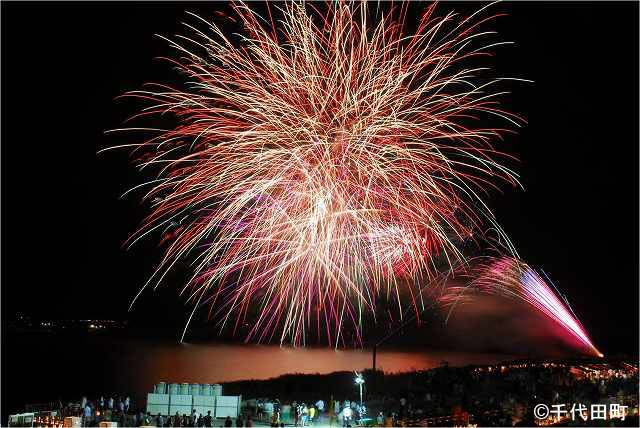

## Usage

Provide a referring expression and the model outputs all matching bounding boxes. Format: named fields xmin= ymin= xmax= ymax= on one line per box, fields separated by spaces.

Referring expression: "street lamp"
xmin=354 ymin=371 xmax=365 ymax=408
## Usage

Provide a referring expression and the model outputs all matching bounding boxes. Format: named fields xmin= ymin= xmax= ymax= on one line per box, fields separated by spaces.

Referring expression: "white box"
xmin=147 ymin=394 xmax=170 ymax=405
xmin=170 ymin=395 xmax=193 ymax=406
xmin=99 ymin=423 xmax=118 ymax=428
xmin=193 ymin=396 xmax=215 ymax=406
xmin=216 ymin=396 xmax=239 ymax=407
xmin=215 ymin=396 xmax=240 ymax=418
xmin=168 ymin=405 xmax=192 ymax=416
xmin=146 ymin=404 xmax=169 ymax=416
xmin=215 ymin=407 xmax=237 ymax=418
xmin=193 ymin=406 xmax=215 ymax=417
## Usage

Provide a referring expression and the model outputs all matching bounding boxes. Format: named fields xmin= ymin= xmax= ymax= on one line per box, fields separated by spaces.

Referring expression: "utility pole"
xmin=370 ymin=301 xmax=439 ymax=395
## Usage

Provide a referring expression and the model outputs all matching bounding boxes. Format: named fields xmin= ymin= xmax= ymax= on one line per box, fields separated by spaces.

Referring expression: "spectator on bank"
xmin=125 ymin=396 xmax=131 ymax=413
xmin=245 ymin=417 xmax=253 ymax=428
xmin=236 ymin=415 xmax=244 ymax=427
xmin=203 ymin=411 xmax=212 ymax=427
xmin=108 ymin=397 xmax=114 ymax=410
xmin=182 ymin=413 xmax=190 ymax=427
xmin=118 ymin=398 xmax=125 ymax=414
xmin=82 ymin=402 xmax=92 ymax=427
xmin=342 ymin=406 xmax=352 ymax=428
xmin=156 ymin=413 xmax=165 ymax=427
xmin=224 ymin=416 xmax=233 ymax=427
xmin=257 ymin=401 xmax=264 ymax=420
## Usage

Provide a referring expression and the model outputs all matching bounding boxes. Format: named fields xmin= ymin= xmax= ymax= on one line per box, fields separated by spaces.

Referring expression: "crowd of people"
xmin=359 ymin=362 xmax=639 ymax=426
xmin=254 ymin=398 xmax=368 ymax=427
xmin=62 ymin=395 xmax=137 ymax=427
xmin=26 ymin=360 xmax=639 ymax=428
xmin=144 ymin=411 xmax=252 ymax=427
xmin=64 ymin=396 xmax=256 ymax=427
xmin=246 ymin=362 xmax=638 ymax=427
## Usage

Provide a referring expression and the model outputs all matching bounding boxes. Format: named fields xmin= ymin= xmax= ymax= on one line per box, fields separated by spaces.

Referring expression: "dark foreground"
xmin=9 ymin=357 xmax=638 ymax=427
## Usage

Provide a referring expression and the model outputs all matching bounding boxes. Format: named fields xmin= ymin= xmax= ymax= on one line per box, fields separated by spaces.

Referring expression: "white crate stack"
xmin=146 ymin=382 xmax=238 ymax=418
xmin=193 ymin=395 xmax=216 ymax=417
xmin=214 ymin=396 xmax=241 ymax=418
xmin=168 ymin=394 xmax=192 ymax=416
xmin=146 ymin=393 xmax=170 ymax=416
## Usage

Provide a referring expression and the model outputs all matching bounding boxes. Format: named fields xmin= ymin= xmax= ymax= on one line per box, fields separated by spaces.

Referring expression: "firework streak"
xmin=441 ymin=257 xmax=602 ymax=357
xmin=113 ymin=1 xmax=530 ymax=346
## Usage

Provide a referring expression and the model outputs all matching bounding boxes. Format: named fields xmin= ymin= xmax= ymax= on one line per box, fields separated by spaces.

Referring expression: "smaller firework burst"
xmin=440 ymin=257 xmax=602 ymax=357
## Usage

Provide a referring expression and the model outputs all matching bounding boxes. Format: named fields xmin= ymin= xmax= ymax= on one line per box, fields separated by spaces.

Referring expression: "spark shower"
xmin=110 ymin=1 xmax=600 ymax=355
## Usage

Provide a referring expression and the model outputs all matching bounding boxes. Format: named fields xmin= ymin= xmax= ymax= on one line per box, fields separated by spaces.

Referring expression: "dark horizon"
xmin=1 ymin=1 xmax=638 ymax=357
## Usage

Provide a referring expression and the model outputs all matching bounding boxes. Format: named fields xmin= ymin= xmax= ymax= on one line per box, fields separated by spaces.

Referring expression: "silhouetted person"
xmin=203 ymin=411 xmax=212 ymax=427
xmin=224 ymin=416 xmax=233 ymax=427
xmin=236 ymin=415 xmax=243 ymax=427
xmin=82 ymin=402 xmax=92 ymax=427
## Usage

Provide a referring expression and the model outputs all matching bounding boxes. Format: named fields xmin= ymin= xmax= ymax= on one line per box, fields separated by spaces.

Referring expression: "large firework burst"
xmin=114 ymin=1 xmax=526 ymax=346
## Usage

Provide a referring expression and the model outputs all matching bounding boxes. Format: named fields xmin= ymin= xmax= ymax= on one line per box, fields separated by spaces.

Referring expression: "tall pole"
xmin=371 ymin=301 xmax=439 ymax=392
xmin=372 ymin=344 xmax=377 ymax=394
xmin=359 ymin=383 xmax=363 ymax=408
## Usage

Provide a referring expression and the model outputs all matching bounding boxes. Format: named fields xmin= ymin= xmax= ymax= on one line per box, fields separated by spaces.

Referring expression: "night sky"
xmin=2 ymin=2 xmax=638 ymax=355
